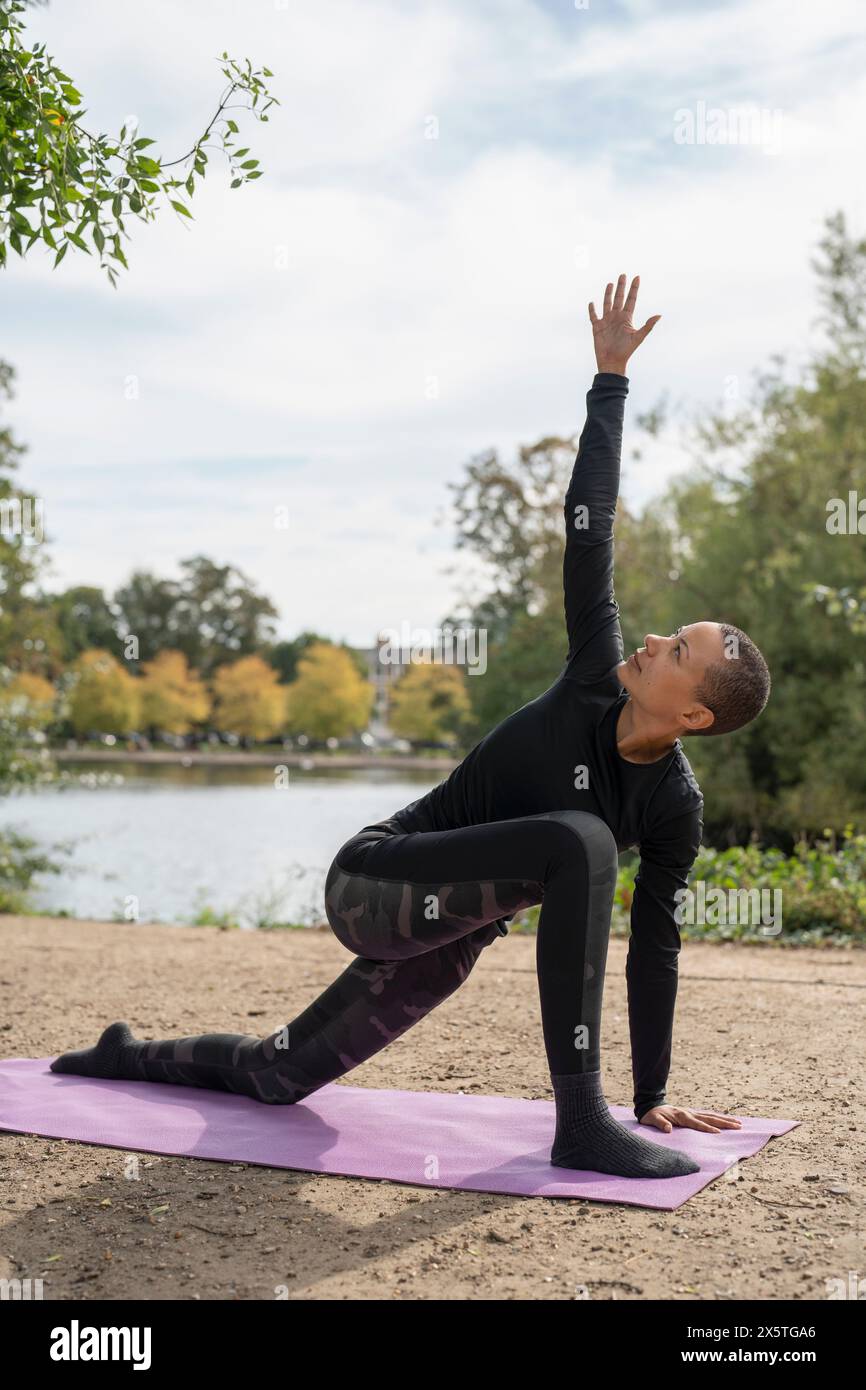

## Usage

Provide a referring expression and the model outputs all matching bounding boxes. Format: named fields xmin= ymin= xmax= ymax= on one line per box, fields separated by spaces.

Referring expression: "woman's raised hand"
xmin=588 ymin=273 xmax=661 ymax=376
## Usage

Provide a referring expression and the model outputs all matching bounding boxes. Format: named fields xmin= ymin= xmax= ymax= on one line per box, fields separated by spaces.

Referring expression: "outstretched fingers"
xmin=588 ymin=300 xmax=599 ymax=325
xmin=612 ymin=273 xmax=627 ymax=310
xmin=603 ymin=280 xmax=614 ymax=314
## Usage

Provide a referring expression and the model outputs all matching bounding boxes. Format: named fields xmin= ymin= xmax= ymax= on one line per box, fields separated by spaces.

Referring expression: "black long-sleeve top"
xmin=393 ymin=372 xmax=704 ymax=1119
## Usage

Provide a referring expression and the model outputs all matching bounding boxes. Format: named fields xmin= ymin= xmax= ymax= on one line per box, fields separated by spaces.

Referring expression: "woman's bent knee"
xmin=324 ymin=854 xmax=419 ymax=962
xmin=533 ymin=810 xmax=619 ymax=878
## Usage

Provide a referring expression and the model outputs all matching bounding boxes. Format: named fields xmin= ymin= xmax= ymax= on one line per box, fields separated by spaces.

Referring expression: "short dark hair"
xmin=690 ymin=623 xmax=771 ymax=737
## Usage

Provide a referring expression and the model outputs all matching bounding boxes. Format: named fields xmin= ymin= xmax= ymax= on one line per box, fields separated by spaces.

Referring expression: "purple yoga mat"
xmin=0 ymin=1058 xmax=798 ymax=1210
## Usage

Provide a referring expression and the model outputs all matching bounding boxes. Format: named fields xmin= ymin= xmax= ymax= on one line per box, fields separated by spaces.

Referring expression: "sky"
xmin=6 ymin=0 xmax=866 ymax=646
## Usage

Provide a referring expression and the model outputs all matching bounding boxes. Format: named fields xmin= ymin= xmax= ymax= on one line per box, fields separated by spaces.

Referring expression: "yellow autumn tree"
xmin=0 ymin=672 xmax=56 ymax=728
xmin=388 ymin=661 xmax=470 ymax=744
xmin=68 ymin=649 xmax=140 ymax=735
xmin=284 ymin=641 xmax=373 ymax=740
xmin=212 ymin=654 xmax=285 ymax=741
xmin=139 ymin=650 xmax=210 ymax=734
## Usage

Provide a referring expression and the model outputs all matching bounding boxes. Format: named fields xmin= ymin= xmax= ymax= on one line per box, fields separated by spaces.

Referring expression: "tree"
xmin=285 ymin=641 xmax=374 ymax=741
xmin=0 ymin=0 xmax=277 ymax=284
xmin=0 ymin=356 xmax=58 ymax=902
xmin=267 ymin=632 xmax=331 ymax=684
xmin=111 ymin=570 xmax=178 ymax=667
xmin=267 ymin=631 xmax=369 ymax=684
xmin=52 ymin=584 xmax=118 ymax=661
xmin=139 ymin=649 xmax=209 ymax=736
xmin=446 ymin=434 xmax=581 ymax=738
xmin=0 ymin=671 xmax=61 ymax=908
xmin=114 ymin=556 xmax=278 ymax=676
xmin=212 ymin=654 xmax=284 ymax=741
xmin=388 ymin=662 xmax=470 ymax=745
xmin=67 ymin=648 xmax=140 ymax=735
xmin=0 ymin=357 xmax=65 ymax=675
xmin=0 ymin=597 xmax=64 ymax=676
xmin=650 ymin=212 xmax=866 ymax=844
xmin=456 ymin=603 xmax=565 ymax=739
xmin=448 ymin=435 xmax=578 ymax=646
xmin=0 ymin=669 xmax=54 ymax=726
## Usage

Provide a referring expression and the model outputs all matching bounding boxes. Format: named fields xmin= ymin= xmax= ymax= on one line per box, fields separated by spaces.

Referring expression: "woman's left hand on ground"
xmin=638 ymin=1104 xmax=743 ymax=1134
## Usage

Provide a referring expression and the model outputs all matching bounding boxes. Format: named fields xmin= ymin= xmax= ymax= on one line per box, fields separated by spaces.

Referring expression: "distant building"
xmin=356 ymin=634 xmax=409 ymax=738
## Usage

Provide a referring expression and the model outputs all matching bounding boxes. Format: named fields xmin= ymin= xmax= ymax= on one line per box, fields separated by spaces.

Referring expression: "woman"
xmin=53 ymin=276 xmax=765 ymax=1178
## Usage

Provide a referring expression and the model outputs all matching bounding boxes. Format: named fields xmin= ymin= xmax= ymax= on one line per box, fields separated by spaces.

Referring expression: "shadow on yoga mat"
xmin=0 ymin=1059 xmax=798 ymax=1211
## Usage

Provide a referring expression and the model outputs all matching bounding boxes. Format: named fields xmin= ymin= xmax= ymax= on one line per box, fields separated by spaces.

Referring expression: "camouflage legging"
xmin=127 ymin=809 xmax=619 ymax=1103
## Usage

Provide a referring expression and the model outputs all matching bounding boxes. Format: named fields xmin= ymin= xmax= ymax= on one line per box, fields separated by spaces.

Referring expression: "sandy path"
xmin=0 ymin=917 xmax=862 ymax=1301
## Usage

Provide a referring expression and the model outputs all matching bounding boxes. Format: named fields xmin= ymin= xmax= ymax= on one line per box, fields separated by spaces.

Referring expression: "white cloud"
xmin=553 ymin=0 xmax=866 ymax=86
xmin=6 ymin=0 xmax=866 ymax=644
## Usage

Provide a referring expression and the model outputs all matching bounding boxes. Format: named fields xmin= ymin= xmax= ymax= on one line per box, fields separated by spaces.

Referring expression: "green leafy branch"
xmin=0 ymin=0 xmax=277 ymax=285
xmin=805 ymin=583 xmax=866 ymax=635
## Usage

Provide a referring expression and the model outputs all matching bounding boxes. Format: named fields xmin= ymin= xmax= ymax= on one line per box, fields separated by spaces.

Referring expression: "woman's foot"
xmin=50 ymin=1022 xmax=141 ymax=1081
xmin=550 ymin=1071 xmax=700 ymax=1179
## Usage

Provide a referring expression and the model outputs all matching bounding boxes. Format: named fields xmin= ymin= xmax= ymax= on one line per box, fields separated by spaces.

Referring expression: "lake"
xmin=0 ymin=762 xmax=440 ymax=926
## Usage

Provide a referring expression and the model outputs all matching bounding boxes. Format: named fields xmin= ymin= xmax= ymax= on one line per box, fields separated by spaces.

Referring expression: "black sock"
xmin=550 ymin=1071 xmax=700 ymax=1178
xmin=50 ymin=1022 xmax=143 ymax=1081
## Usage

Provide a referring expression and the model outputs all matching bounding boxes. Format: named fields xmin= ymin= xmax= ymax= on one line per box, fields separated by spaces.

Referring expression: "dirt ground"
xmin=0 ymin=917 xmax=862 ymax=1301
